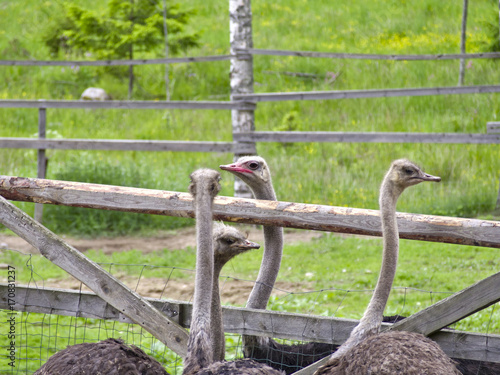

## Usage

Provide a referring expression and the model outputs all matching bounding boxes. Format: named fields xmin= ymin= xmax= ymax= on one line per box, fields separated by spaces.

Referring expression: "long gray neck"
xmin=243 ymin=180 xmax=283 ymax=354
xmin=245 ymin=182 xmax=283 ymax=310
xmin=331 ymin=178 xmax=402 ymax=360
xmin=211 ymin=261 xmax=225 ymax=362
xmin=184 ymin=187 xmax=214 ymax=374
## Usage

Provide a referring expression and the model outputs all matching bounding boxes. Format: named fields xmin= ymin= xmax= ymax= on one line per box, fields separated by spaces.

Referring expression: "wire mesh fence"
xmin=2 ymin=244 xmax=500 ymax=374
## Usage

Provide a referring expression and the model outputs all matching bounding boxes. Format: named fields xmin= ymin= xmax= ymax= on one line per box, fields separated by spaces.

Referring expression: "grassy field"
xmin=0 ymin=0 xmax=500 ymax=372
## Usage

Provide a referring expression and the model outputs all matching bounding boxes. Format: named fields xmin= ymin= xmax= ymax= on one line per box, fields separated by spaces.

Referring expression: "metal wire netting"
xmin=1 ymin=247 xmax=500 ymax=374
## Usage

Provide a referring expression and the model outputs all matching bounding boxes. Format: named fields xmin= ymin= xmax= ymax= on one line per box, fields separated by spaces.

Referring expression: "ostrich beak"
xmin=219 ymin=163 xmax=252 ymax=174
xmin=420 ymin=173 xmax=441 ymax=182
xmin=244 ymin=240 xmax=261 ymax=249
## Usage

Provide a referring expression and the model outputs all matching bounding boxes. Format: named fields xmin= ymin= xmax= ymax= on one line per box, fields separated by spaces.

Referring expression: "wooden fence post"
xmin=34 ymin=107 xmax=47 ymax=223
xmin=230 ymin=0 xmax=256 ymax=198
xmin=458 ymin=0 xmax=469 ymax=86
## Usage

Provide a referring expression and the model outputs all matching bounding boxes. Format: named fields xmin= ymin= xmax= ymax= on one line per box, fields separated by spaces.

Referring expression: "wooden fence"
xmin=1 ymin=0 xmax=500 ymax=207
xmin=0 ymin=176 xmax=500 ymax=366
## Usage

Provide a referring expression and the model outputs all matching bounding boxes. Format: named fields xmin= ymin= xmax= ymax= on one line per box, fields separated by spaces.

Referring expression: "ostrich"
xmin=34 ymin=338 xmax=169 ymax=375
xmin=314 ymin=159 xmax=461 ymax=375
xmin=183 ymin=168 xmax=283 ymax=375
xmin=222 ymin=157 xmax=499 ymax=374
xmin=220 ymin=157 xmax=337 ymax=372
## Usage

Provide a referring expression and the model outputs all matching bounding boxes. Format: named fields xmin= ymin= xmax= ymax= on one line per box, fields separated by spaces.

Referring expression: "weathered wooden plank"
xmin=487 ymin=122 xmax=500 ymax=134
xmin=388 ymin=271 xmax=500 ymax=335
xmin=0 ymin=55 xmax=233 ymax=66
xmin=232 ymin=85 xmax=500 ymax=102
xmin=0 ymin=196 xmax=189 ymax=356
xmin=1 ymin=284 xmax=499 ymax=363
xmin=237 ymin=48 xmax=500 ymax=61
xmin=0 ymin=176 xmax=498 ymax=249
xmin=0 ymin=138 xmax=253 ymax=154
xmin=234 ymin=131 xmax=500 ymax=144
xmin=0 ymin=99 xmax=255 ymax=110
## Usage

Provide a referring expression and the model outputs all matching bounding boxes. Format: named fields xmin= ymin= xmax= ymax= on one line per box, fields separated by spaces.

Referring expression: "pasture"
xmin=0 ymin=0 xmax=499 ymax=373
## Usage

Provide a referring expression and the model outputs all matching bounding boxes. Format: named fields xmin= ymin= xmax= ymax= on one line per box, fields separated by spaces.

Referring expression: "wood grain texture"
xmin=0 ymin=99 xmax=255 ymax=110
xmin=2 ymin=284 xmax=499 ymax=364
xmin=0 ymin=195 xmax=189 ymax=356
xmin=0 ymin=175 xmax=498 ymax=248
xmin=236 ymin=48 xmax=500 ymax=61
xmin=232 ymin=85 xmax=500 ymax=102
xmin=388 ymin=271 xmax=500 ymax=336
xmin=0 ymin=138 xmax=254 ymax=153
xmin=234 ymin=131 xmax=500 ymax=144
xmin=0 ymin=55 xmax=233 ymax=66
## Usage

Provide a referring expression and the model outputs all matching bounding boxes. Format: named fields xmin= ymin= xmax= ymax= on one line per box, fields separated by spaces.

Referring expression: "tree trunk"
xmin=229 ymin=0 xmax=256 ymax=198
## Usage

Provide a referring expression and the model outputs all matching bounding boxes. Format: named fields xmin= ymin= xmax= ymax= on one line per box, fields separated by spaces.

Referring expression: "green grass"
xmin=0 ymin=0 xmax=500 ymax=372
xmin=2 ymin=232 xmax=500 ymax=373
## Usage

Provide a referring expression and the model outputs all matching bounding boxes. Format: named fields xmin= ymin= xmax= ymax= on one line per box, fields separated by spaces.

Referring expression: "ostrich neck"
xmin=184 ymin=186 xmax=214 ymax=373
xmin=361 ymin=181 xmax=401 ymax=331
xmin=246 ymin=182 xmax=283 ymax=310
xmin=331 ymin=179 xmax=402 ymax=360
xmin=211 ymin=261 xmax=226 ymax=361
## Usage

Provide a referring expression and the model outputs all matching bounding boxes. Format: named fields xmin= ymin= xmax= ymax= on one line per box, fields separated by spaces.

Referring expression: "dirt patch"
xmin=0 ymin=226 xmax=322 ymax=305
xmin=34 ymin=275 xmax=312 ymax=305
xmin=0 ymin=226 xmax=324 ymax=255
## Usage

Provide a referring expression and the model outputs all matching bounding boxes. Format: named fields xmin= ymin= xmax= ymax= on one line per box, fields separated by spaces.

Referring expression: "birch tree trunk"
xmin=230 ymin=0 xmax=256 ymax=198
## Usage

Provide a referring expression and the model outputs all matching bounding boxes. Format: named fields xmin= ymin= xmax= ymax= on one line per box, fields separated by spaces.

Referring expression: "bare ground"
xmin=0 ymin=226 xmax=322 ymax=305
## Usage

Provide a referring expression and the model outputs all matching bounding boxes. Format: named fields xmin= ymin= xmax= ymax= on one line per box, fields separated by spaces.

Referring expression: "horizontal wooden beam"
xmin=0 ymin=138 xmax=254 ymax=154
xmin=237 ymin=48 xmax=500 ymax=61
xmin=1 ymin=284 xmax=499 ymax=363
xmin=0 ymin=176 xmax=498 ymax=249
xmin=234 ymin=131 xmax=500 ymax=144
xmin=0 ymin=55 xmax=233 ymax=66
xmin=0 ymin=195 xmax=189 ymax=356
xmin=0 ymin=99 xmax=255 ymax=111
xmin=388 ymin=271 xmax=500 ymax=336
xmin=487 ymin=122 xmax=500 ymax=134
xmin=232 ymin=85 xmax=500 ymax=102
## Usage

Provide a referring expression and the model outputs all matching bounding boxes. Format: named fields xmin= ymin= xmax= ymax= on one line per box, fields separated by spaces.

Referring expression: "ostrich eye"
xmin=224 ymin=238 xmax=236 ymax=245
xmin=247 ymin=162 xmax=259 ymax=170
xmin=404 ymin=168 xmax=414 ymax=175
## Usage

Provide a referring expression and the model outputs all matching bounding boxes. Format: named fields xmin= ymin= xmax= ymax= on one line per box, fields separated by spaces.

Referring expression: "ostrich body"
xmin=183 ymin=168 xmax=283 ymax=375
xmin=34 ymin=338 xmax=168 ymax=375
xmin=315 ymin=159 xmax=460 ymax=375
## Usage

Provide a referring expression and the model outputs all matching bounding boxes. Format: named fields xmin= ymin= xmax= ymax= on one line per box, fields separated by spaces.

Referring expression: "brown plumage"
xmin=315 ymin=159 xmax=461 ymax=375
xmin=33 ymin=338 xmax=169 ymax=375
xmin=316 ymin=331 xmax=459 ymax=375
xmin=184 ymin=168 xmax=283 ymax=375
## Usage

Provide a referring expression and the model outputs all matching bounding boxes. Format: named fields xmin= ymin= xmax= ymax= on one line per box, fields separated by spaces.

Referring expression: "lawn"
xmin=0 ymin=0 xmax=499 ymax=373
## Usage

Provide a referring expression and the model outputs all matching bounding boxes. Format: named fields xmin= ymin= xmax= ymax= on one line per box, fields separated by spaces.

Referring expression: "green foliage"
xmin=44 ymin=0 xmax=199 ymax=59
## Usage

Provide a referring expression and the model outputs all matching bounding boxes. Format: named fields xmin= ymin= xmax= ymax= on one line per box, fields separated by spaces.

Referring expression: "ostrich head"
xmin=385 ymin=159 xmax=441 ymax=192
xmin=219 ymin=156 xmax=275 ymax=200
xmin=189 ymin=168 xmax=221 ymax=198
xmin=213 ymin=222 xmax=260 ymax=265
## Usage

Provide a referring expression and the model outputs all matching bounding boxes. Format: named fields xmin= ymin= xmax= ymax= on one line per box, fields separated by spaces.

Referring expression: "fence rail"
xmin=233 ymin=85 xmax=500 ymax=102
xmin=0 ymin=99 xmax=255 ymax=110
xmin=0 ymin=55 xmax=233 ymax=66
xmin=0 ymin=138 xmax=252 ymax=153
xmin=0 ymin=176 xmax=498 ymax=248
xmin=236 ymin=48 xmax=500 ymax=61
xmin=234 ymin=131 xmax=500 ymax=144
xmin=2 ymin=284 xmax=499 ymax=364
